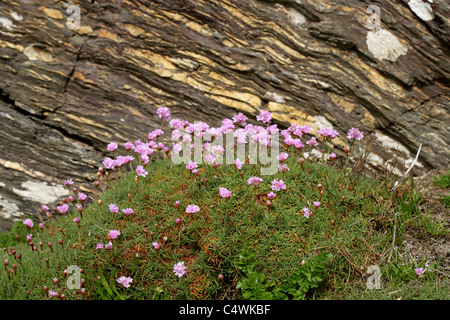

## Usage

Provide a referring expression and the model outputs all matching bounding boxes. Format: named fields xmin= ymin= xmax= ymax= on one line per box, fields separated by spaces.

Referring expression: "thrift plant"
xmin=0 ymin=107 xmax=447 ymax=300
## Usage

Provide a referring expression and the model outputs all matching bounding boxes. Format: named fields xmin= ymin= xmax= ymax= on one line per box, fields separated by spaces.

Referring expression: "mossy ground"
xmin=1 ymin=154 xmax=448 ymax=300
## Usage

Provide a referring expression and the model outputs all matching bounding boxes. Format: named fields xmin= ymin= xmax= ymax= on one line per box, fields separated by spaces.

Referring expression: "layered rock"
xmin=0 ymin=0 xmax=449 ymax=231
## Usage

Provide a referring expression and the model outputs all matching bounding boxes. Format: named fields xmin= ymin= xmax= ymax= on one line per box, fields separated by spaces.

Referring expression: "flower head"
xmin=302 ymin=207 xmax=311 ymax=218
xmin=107 ymin=142 xmax=118 ymax=152
xmin=415 ymin=267 xmax=424 ymax=276
xmin=117 ymin=276 xmax=133 ymax=288
xmin=186 ymin=161 xmax=198 ymax=171
xmin=233 ymin=112 xmax=248 ymax=126
xmin=64 ymin=179 xmax=74 ymax=186
xmin=105 ymin=242 xmax=113 ymax=250
xmin=267 ymin=191 xmax=276 ymax=200
xmin=157 ymin=107 xmax=171 ymax=121
xmin=108 ymin=203 xmax=119 ymax=214
xmin=108 ymin=230 xmax=121 ymax=239
xmin=123 ymin=142 xmax=135 ymax=150
xmin=136 ymin=165 xmax=148 ymax=177
xmin=271 ymin=179 xmax=286 ymax=191
xmin=276 ymin=152 xmax=289 ymax=162
xmin=57 ymin=204 xmax=69 ymax=214
xmin=219 ymin=187 xmax=232 ymax=199
xmin=152 ymin=242 xmax=160 ymax=250
xmin=23 ymin=218 xmax=34 ymax=228
xmin=317 ymin=128 xmax=339 ymax=139
xmin=186 ymin=204 xmax=200 ymax=214
xmin=347 ymin=127 xmax=364 ymax=141
xmin=122 ymin=208 xmax=133 ymax=216
xmin=306 ymin=137 xmax=318 ymax=147
xmin=96 ymin=243 xmax=104 ymax=250
xmin=247 ymin=176 xmax=263 ymax=186
xmin=78 ymin=192 xmax=87 ymax=202
xmin=256 ymin=110 xmax=272 ymax=124
xmin=313 ymin=201 xmax=321 ymax=209
xmin=173 ymin=261 xmax=187 ymax=278
xmin=48 ymin=289 xmax=58 ymax=298
xmin=234 ymin=158 xmax=243 ymax=170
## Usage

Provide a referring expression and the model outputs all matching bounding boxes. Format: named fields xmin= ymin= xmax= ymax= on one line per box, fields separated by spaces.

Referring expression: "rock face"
xmin=0 ymin=0 xmax=449 ymax=231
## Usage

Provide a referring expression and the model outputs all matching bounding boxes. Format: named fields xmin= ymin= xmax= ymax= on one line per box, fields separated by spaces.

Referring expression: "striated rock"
xmin=0 ymin=0 xmax=449 ymax=231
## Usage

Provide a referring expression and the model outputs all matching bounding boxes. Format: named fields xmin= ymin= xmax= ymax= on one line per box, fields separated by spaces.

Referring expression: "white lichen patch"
xmin=408 ymin=0 xmax=434 ymax=21
xmin=366 ymin=29 xmax=408 ymax=62
xmin=314 ymin=115 xmax=334 ymax=130
xmin=10 ymin=12 xmax=23 ymax=21
xmin=0 ymin=195 xmax=23 ymax=220
xmin=0 ymin=17 xmax=13 ymax=30
xmin=374 ymin=132 xmax=410 ymax=155
xmin=366 ymin=152 xmax=403 ymax=176
xmin=265 ymin=91 xmax=285 ymax=103
xmin=12 ymin=180 xmax=68 ymax=204
xmin=288 ymin=8 xmax=306 ymax=26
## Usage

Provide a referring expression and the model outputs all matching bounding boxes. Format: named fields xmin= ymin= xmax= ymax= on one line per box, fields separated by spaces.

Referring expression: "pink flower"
xmin=284 ymin=136 xmax=294 ymax=146
xmin=107 ymin=142 xmax=118 ymax=151
xmin=329 ymin=152 xmax=336 ymax=160
xmin=267 ymin=192 xmax=276 ymax=200
xmin=108 ymin=203 xmax=119 ymax=213
xmin=186 ymin=161 xmax=198 ymax=171
xmin=347 ymin=128 xmax=364 ymax=141
xmin=306 ymin=137 xmax=318 ymax=147
xmin=415 ymin=267 xmax=424 ymax=276
xmin=136 ymin=165 xmax=148 ymax=177
xmin=173 ymin=261 xmax=187 ymax=278
xmin=78 ymin=192 xmax=87 ymax=202
xmin=234 ymin=159 xmax=243 ymax=170
xmin=186 ymin=204 xmax=200 ymax=213
xmin=102 ymin=157 xmax=115 ymax=169
xmin=123 ymin=142 xmax=135 ymax=150
xmin=157 ymin=107 xmax=171 ymax=121
xmin=105 ymin=242 xmax=113 ymax=250
xmin=175 ymin=218 xmax=181 ymax=224
xmin=108 ymin=230 xmax=121 ymax=239
xmin=271 ymin=179 xmax=286 ymax=191
xmin=122 ymin=155 xmax=134 ymax=164
xmin=57 ymin=203 xmax=69 ymax=214
xmin=64 ymin=179 xmax=74 ymax=186
xmin=122 ymin=208 xmax=133 ymax=216
xmin=276 ymin=152 xmax=289 ymax=162
xmin=256 ymin=110 xmax=272 ymax=124
xmin=278 ymin=164 xmax=289 ymax=173
xmin=96 ymin=243 xmax=104 ymax=250
xmin=317 ymin=128 xmax=339 ymax=139
xmin=48 ymin=289 xmax=58 ymax=298
xmin=219 ymin=187 xmax=232 ymax=199
xmin=302 ymin=207 xmax=311 ymax=218
xmin=41 ymin=205 xmax=49 ymax=212
xmin=248 ymin=176 xmax=263 ymax=186
xmin=153 ymin=242 xmax=160 ymax=250
xmin=23 ymin=218 xmax=34 ymax=228
xmin=116 ymin=276 xmax=133 ymax=288
xmin=73 ymin=217 xmax=80 ymax=224
xmin=293 ymin=139 xmax=304 ymax=149
xmin=204 ymin=154 xmax=216 ymax=164
xmin=26 ymin=234 xmax=32 ymax=242
xmin=233 ymin=112 xmax=248 ymax=125
xmin=313 ymin=201 xmax=321 ymax=209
